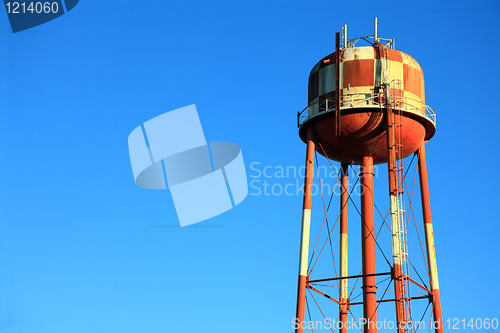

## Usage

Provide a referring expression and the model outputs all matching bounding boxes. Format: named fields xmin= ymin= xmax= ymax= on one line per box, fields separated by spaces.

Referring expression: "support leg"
xmin=418 ymin=144 xmax=444 ymax=333
xmin=340 ymin=163 xmax=349 ymax=333
xmin=295 ymin=126 xmax=316 ymax=333
xmin=361 ymin=156 xmax=377 ymax=333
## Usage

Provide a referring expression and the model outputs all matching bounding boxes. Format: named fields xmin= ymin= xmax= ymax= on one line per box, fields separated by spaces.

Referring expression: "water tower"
xmin=294 ymin=19 xmax=443 ymax=333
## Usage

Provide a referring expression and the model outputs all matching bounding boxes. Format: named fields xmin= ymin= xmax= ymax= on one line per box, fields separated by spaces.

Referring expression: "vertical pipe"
xmin=339 ymin=163 xmax=349 ymax=333
xmin=295 ymin=126 xmax=316 ymax=333
xmin=377 ymin=38 xmax=407 ymax=331
xmin=335 ymin=31 xmax=341 ymax=136
xmin=418 ymin=144 xmax=444 ymax=333
xmin=360 ymin=156 xmax=377 ymax=333
xmin=374 ymin=17 xmax=378 ymax=42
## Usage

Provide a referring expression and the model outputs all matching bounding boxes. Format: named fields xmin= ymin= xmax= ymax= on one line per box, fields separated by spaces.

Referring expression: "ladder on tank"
xmin=391 ymin=79 xmax=412 ymax=331
xmin=395 ymin=80 xmax=413 ymax=329
xmin=383 ymin=70 xmax=412 ymax=331
xmin=394 ymin=79 xmax=408 ymax=268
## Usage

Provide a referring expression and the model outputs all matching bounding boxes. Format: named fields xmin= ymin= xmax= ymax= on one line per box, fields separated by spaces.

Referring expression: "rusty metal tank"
xmin=298 ymin=44 xmax=436 ymax=165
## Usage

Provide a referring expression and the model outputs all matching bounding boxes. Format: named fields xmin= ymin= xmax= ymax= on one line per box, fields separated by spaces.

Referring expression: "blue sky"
xmin=0 ymin=0 xmax=498 ymax=332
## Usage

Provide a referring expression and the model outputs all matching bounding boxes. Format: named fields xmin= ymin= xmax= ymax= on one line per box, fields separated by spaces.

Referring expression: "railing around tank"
xmin=297 ymin=92 xmax=436 ymax=128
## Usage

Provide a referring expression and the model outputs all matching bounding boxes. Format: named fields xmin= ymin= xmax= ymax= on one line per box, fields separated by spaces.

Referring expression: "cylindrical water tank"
xmin=299 ymin=45 xmax=436 ymax=165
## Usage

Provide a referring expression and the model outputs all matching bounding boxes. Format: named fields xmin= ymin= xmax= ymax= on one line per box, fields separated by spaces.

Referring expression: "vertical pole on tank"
xmin=417 ymin=144 xmax=444 ymax=333
xmin=339 ymin=163 xmax=349 ymax=333
xmin=295 ymin=125 xmax=315 ymax=333
xmin=374 ymin=17 xmax=378 ymax=42
xmin=335 ymin=31 xmax=341 ymax=136
xmin=361 ymin=156 xmax=377 ymax=333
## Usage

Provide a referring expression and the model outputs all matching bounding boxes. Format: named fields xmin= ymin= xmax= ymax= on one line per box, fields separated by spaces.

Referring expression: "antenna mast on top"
xmin=343 ymin=18 xmax=395 ymax=49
